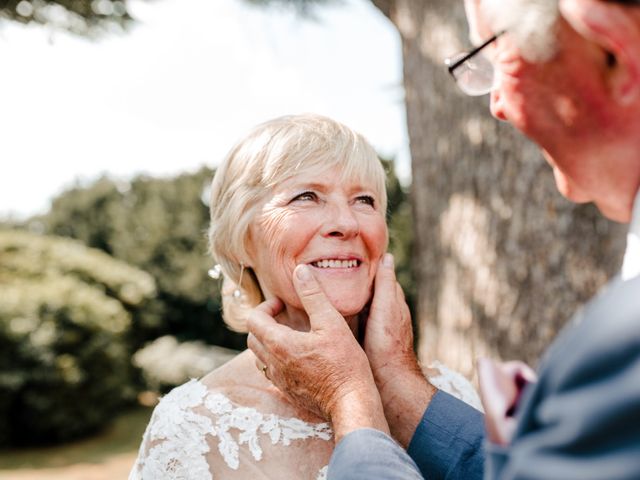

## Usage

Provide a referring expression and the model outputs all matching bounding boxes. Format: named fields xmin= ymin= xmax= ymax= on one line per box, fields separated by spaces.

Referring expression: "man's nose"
xmin=490 ymin=75 xmax=508 ymax=121
xmin=323 ymin=201 xmax=359 ymax=239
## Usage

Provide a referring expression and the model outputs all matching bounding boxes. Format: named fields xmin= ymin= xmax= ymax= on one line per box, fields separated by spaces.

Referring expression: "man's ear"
xmin=560 ymin=0 xmax=640 ymax=105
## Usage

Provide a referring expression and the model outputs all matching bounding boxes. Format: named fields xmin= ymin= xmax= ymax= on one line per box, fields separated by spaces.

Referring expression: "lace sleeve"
xmin=129 ymin=379 xmax=333 ymax=480
xmin=129 ymin=380 xmax=215 ymax=480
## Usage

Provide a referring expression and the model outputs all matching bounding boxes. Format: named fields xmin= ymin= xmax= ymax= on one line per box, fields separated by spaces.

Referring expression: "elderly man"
xmin=247 ymin=0 xmax=640 ymax=478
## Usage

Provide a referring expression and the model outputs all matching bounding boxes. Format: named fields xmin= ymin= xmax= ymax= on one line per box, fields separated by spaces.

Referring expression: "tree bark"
xmin=377 ymin=0 xmax=626 ymax=378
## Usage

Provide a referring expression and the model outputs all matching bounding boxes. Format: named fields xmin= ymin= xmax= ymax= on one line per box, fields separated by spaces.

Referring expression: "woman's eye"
xmin=291 ymin=191 xmax=317 ymax=202
xmin=356 ymin=195 xmax=375 ymax=207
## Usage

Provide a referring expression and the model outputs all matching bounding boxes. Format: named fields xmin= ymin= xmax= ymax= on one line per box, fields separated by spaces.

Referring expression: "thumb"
xmin=370 ymin=253 xmax=398 ymax=318
xmin=293 ymin=264 xmax=343 ymax=331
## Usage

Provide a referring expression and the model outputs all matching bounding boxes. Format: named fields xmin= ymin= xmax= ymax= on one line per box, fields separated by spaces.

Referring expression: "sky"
xmin=0 ymin=0 xmax=408 ymax=219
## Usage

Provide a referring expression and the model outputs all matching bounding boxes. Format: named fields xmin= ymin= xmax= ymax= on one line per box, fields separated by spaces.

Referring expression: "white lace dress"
xmin=129 ymin=362 xmax=481 ymax=480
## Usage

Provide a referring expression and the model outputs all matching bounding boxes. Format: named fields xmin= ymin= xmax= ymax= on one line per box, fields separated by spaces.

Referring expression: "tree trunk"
xmin=373 ymin=0 xmax=627 ymax=378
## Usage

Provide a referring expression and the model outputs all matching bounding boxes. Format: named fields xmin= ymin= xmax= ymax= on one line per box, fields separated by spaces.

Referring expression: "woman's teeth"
xmin=311 ymin=259 xmax=359 ymax=269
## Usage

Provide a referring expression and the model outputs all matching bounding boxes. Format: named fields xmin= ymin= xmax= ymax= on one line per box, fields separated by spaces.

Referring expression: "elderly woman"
xmin=130 ymin=114 xmax=479 ymax=480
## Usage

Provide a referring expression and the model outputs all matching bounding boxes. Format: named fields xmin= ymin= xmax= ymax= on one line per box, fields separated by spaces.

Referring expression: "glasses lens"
xmin=448 ymin=52 xmax=495 ymax=96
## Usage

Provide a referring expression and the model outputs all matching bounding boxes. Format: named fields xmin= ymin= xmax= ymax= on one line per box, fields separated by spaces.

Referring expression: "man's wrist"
xmin=374 ymin=361 xmax=436 ymax=448
xmin=329 ymin=380 xmax=390 ymax=445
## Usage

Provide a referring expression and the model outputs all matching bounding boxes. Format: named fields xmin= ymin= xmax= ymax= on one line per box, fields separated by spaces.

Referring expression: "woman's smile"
xmin=308 ymin=255 xmax=362 ymax=270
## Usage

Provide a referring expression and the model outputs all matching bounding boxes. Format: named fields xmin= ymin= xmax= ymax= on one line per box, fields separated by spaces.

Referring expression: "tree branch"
xmin=370 ymin=0 xmax=393 ymax=19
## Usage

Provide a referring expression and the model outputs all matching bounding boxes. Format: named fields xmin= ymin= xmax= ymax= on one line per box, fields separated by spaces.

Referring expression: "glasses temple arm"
xmin=446 ymin=30 xmax=506 ymax=74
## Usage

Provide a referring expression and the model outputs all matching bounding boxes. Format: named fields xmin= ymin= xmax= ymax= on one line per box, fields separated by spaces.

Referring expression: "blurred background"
xmin=0 ymin=0 xmax=628 ymax=478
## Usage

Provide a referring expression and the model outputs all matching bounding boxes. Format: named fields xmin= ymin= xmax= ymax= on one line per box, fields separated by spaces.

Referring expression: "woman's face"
xmin=247 ymin=166 xmax=387 ymax=317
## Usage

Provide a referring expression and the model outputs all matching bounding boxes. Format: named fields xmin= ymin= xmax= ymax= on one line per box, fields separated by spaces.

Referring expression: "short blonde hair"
xmin=208 ymin=114 xmax=387 ymax=332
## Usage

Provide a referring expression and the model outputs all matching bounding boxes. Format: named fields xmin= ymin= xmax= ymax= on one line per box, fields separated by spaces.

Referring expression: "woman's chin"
xmin=284 ymin=295 xmax=366 ymax=319
xmin=326 ymin=296 xmax=368 ymax=318
xmin=283 ymin=286 xmax=371 ymax=318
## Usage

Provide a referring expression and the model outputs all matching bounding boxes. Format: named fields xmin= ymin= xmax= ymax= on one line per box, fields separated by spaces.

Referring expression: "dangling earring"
xmin=233 ymin=263 xmax=245 ymax=299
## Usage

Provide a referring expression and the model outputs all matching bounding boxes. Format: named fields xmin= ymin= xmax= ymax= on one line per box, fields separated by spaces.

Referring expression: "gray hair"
xmin=479 ymin=0 xmax=560 ymax=62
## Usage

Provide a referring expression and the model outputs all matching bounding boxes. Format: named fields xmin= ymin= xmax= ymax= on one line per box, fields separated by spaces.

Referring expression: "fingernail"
xmin=296 ymin=264 xmax=312 ymax=282
xmin=383 ymin=253 xmax=394 ymax=268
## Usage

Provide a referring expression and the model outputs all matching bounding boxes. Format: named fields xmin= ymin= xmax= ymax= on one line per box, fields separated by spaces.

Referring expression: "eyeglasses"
xmin=444 ymin=31 xmax=505 ymax=96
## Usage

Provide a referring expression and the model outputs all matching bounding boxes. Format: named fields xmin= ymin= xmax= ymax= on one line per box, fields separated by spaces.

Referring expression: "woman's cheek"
xmin=256 ymin=208 xmax=296 ymax=257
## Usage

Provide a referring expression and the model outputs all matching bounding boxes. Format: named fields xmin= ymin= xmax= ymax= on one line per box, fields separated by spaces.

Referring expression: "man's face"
xmin=464 ymin=0 xmax=639 ymax=222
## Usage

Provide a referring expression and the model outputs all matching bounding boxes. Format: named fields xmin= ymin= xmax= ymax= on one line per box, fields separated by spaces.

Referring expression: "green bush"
xmin=0 ymin=230 xmax=156 ymax=446
xmin=36 ymin=168 xmax=245 ymax=350
xmin=383 ymin=159 xmax=416 ymax=315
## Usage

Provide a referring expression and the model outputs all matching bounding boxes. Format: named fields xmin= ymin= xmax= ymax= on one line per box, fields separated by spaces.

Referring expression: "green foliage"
xmin=383 ymin=159 xmax=416 ymax=314
xmin=38 ymin=168 xmax=247 ymax=350
xmin=0 ymin=230 xmax=156 ymax=446
xmin=243 ymin=0 xmax=335 ymax=15
xmin=0 ymin=0 xmax=133 ymax=36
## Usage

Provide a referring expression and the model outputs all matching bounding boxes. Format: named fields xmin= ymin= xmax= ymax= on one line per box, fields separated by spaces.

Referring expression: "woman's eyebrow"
xmin=284 ymin=181 xmax=329 ymax=191
xmin=279 ymin=180 xmax=374 ymax=194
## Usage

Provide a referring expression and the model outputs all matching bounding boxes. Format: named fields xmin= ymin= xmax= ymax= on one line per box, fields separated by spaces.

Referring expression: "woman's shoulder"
xmin=148 ymin=352 xmax=268 ymax=429
xmin=130 ymin=352 xmax=333 ymax=479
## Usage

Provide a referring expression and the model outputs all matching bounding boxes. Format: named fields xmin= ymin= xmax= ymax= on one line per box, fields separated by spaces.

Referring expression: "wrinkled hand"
xmin=362 ymin=254 xmax=435 ymax=447
xmin=477 ymin=358 xmax=537 ymax=445
xmin=246 ymin=264 xmax=388 ymax=442
xmin=364 ymin=254 xmax=423 ymax=393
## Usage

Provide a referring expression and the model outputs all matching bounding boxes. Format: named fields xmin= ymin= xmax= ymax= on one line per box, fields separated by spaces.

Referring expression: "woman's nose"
xmin=323 ymin=202 xmax=359 ymax=239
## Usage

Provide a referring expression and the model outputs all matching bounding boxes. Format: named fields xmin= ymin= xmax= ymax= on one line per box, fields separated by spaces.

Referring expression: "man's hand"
xmin=246 ymin=264 xmax=389 ymax=444
xmin=364 ymin=254 xmax=420 ymax=385
xmin=364 ymin=254 xmax=437 ymax=447
xmin=477 ymin=358 xmax=537 ymax=445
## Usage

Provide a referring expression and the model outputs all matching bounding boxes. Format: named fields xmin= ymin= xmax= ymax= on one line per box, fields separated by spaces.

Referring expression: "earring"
xmin=233 ymin=263 xmax=245 ymax=299
xmin=208 ymin=264 xmax=222 ymax=279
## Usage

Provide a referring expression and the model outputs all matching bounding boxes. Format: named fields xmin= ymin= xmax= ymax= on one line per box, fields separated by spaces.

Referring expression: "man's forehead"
xmin=464 ymin=0 xmax=511 ymax=44
xmin=464 ymin=0 xmax=560 ymax=62
xmin=463 ymin=0 xmax=487 ymax=44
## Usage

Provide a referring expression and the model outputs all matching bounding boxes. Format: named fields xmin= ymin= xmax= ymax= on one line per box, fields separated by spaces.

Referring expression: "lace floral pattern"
xmin=129 ymin=379 xmax=332 ymax=480
xmin=429 ymin=361 xmax=483 ymax=411
xmin=130 ymin=362 xmax=479 ymax=479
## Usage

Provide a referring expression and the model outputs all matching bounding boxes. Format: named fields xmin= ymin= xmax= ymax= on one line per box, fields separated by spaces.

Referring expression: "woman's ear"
xmin=243 ymin=229 xmax=256 ymax=269
xmin=560 ymin=0 xmax=640 ymax=105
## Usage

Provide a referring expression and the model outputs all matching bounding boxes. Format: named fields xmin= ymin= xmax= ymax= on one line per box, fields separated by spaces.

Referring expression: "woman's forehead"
xmin=274 ymin=167 xmax=379 ymax=191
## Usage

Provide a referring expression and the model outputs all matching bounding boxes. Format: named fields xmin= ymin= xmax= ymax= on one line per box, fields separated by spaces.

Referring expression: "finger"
xmin=502 ymin=361 xmax=538 ymax=384
xmin=246 ymin=302 xmax=288 ymax=345
xmin=248 ymin=334 xmax=272 ymax=381
xmin=477 ymin=358 xmax=519 ymax=413
xmin=395 ymin=281 xmax=406 ymax=303
xmin=477 ymin=358 xmax=521 ymax=445
xmin=389 ymin=282 xmax=412 ymax=326
xmin=255 ymin=296 xmax=285 ymax=317
xmin=247 ymin=332 xmax=270 ymax=365
xmin=371 ymin=253 xmax=398 ymax=316
xmin=292 ymin=264 xmax=342 ymax=331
